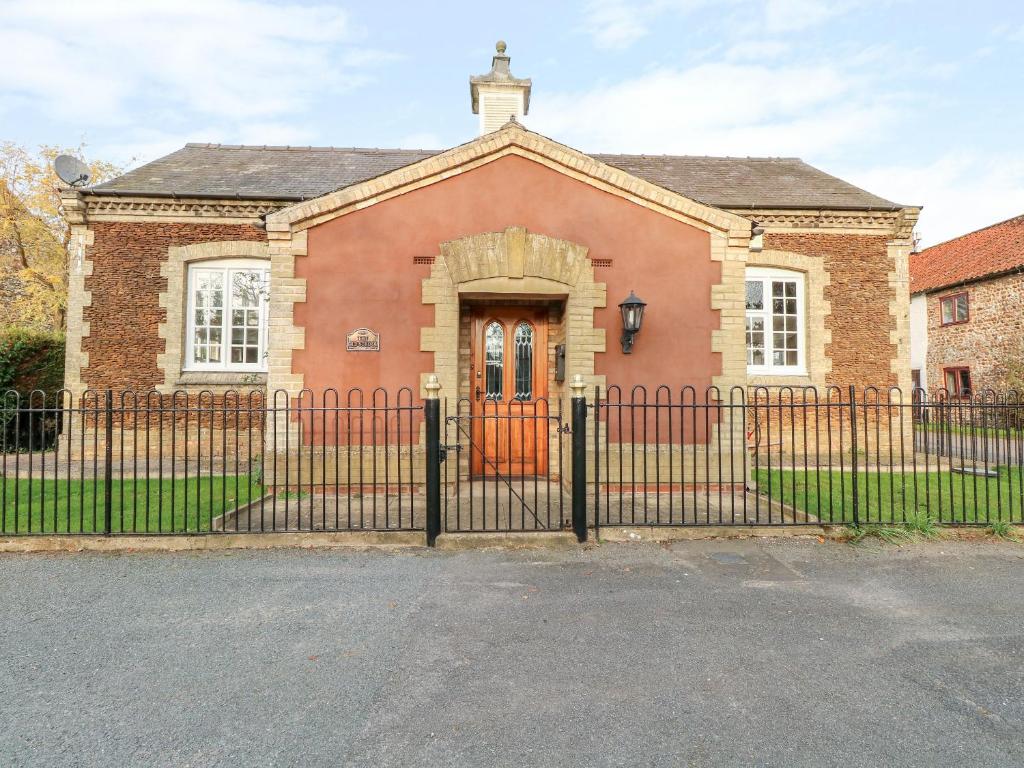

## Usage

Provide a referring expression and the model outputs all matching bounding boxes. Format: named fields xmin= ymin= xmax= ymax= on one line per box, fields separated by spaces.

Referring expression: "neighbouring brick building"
xmin=910 ymin=214 xmax=1024 ymax=395
xmin=59 ymin=43 xmax=919 ymax=470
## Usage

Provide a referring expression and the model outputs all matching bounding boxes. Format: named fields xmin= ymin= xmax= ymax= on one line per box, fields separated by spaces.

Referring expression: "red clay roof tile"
xmin=910 ymin=214 xmax=1024 ymax=294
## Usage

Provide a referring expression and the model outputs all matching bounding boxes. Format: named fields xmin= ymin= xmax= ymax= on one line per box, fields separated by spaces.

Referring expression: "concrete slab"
xmin=435 ymin=531 xmax=578 ymax=550
xmin=596 ymin=524 xmax=834 ymax=542
xmin=0 ymin=531 xmax=427 ymax=553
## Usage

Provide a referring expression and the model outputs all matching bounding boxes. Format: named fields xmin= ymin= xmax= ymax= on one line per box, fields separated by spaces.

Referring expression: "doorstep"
xmin=596 ymin=525 xmax=837 ymax=542
xmin=433 ymin=531 xmax=580 ymax=550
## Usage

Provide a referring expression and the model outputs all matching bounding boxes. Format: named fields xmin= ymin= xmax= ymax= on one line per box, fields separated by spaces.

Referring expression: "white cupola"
xmin=470 ymin=41 xmax=532 ymax=135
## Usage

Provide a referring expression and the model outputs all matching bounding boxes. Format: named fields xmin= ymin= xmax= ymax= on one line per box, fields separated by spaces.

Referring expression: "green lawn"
xmin=1 ymin=476 xmax=264 ymax=534
xmin=755 ymin=467 xmax=1024 ymax=525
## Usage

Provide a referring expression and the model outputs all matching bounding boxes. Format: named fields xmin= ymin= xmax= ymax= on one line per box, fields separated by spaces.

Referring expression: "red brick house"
xmin=59 ymin=44 xmax=919 ymax=472
xmin=910 ymin=214 xmax=1024 ymax=395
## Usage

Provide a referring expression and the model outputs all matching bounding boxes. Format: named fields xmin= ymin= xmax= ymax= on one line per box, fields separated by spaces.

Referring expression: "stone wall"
xmin=79 ymin=222 xmax=266 ymax=392
xmin=925 ymin=272 xmax=1024 ymax=392
xmin=765 ymin=232 xmax=898 ymax=389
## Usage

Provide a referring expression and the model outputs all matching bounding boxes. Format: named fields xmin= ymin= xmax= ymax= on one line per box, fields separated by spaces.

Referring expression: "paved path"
xmin=2 ymin=539 xmax=1024 ymax=766
xmin=215 ymin=486 xmax=798 ymax=531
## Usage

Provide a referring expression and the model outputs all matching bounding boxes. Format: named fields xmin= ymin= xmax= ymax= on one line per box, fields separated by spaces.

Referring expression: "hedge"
xmin=1 ymin=328 xmax=65 ymax=451
xmin=0 ymin=327 xmax=65 ymax=395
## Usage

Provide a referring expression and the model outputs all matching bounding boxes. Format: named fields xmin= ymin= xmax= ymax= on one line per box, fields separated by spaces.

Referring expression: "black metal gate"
xmin=440 ymin=397 xmax=566 ymax=532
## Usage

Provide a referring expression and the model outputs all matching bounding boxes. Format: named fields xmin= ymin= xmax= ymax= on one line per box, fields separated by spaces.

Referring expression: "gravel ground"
xmin=2 ymin=537 xmax=1024 ymax=767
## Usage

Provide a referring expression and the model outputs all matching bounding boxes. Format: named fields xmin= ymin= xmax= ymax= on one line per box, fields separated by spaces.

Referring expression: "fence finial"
xmin=569 ymin=373 xmax=586 ymax=399
xmin=424 ymin=374 xmax=441 ymax=399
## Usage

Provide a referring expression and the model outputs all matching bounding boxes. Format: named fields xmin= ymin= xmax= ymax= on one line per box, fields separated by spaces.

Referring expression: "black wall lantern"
xmin=618 ymin=290 xmax=647 ymax=354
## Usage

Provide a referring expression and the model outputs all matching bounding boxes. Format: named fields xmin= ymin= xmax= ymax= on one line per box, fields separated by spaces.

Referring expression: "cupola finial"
xmin=469 ymin=41 xmax=532 ymax=135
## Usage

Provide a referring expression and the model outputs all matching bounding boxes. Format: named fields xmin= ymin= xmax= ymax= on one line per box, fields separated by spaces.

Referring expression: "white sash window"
xmin=745 ymin=267 xmax=806 ymax=376
xmin=185 ymin=259 xmax=269 ymax=372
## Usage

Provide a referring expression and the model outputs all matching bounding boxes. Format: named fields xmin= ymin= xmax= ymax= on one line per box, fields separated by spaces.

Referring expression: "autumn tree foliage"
xmin=0 ymin=143 xmax=119 ymax=330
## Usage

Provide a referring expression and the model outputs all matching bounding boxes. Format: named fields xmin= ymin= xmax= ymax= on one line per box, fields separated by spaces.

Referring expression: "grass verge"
xmin=755 ymin=467 xmax=1024 ymax=525
xmin=1 ymin=476 xmax=263 ymax=534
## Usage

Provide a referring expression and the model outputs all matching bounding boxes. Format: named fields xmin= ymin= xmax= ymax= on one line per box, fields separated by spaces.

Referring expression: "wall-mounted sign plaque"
xmin=346 ymin=327 xmax=380 ymax=352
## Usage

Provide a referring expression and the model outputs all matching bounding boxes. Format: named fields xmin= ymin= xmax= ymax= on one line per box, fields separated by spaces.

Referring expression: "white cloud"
xmin=762 ymin=0 xmax=858 ymax=33
xmin=530 ymin=62 xmax=896 ymax=156
xmin=581 ymin=0 xmax=725 ymax=50
xmin=725 ymin=40 xmax=792 ymax=61
xmin=845 ymin=154 xmax=1024 ymax=248
xmin=234 ymin=123 xmax=319 ymax=147
xmin=581 ymin=0 xmax=653 ymax=50
xmin=580 ymin=0 xmax=865 ymax=50
xmin=0 ymin=0 xmax=393 ymax=161
xmin=992 ymin=22 xmax=1024 ymax=42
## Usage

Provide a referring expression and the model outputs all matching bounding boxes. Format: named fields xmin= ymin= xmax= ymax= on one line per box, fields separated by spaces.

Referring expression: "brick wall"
xmin=766 ymin=232 xmax=896 ymax=388
xmin=82 ymin=222 xmax=266 ymax=391
xmin=925 ymin=272 xmax=1024 ymax=392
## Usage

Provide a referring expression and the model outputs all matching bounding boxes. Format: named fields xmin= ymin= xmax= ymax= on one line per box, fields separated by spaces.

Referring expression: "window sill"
xmin=175 ymin=371 xmax=267 ymax=388
xmin=747 ymin=373 xmax=814 ymax=388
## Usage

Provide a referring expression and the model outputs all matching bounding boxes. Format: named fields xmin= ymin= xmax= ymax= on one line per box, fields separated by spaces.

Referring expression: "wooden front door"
xmin=469 ymin=306 xmax=549 ymax=477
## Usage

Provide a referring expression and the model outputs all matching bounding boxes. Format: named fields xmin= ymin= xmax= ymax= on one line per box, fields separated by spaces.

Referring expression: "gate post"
xmin=104 ymin=389 xmax=114 ymax=536
xmin=424 ymin=375 xmax=442 ymax=547
xmin=849 ymin=384 xmax=860 ymax=528
xmin=570 ymin=375 xmax=588 ymax=542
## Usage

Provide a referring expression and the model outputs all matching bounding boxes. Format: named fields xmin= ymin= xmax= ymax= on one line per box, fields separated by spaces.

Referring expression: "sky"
xmin=1 ymin=0 xmax=1022 ymax=247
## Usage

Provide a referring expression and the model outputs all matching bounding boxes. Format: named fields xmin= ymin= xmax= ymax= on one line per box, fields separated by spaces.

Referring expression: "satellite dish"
xmin=54 ymin=154 xmax=91 ymax=187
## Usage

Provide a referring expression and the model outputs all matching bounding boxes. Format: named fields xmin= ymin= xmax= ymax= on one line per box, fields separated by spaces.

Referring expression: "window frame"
xmin=744 ymin=266 xmax=807 ymax=376
xmin=483 ymin=319 xmax=505 ymax=400
xmin=512 ymin=320 xmax=535 ymax=401
xmin=942 ymin=366 xmax=971 ymax=398
xmin=939 ymin=292 xmax=969 ymax=326
xmin=184 ymin=258 xmax=270 ymax=373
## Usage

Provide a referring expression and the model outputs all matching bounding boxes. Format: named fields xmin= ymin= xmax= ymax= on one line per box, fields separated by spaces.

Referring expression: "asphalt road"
xmin=2 ymin=538 xmax=1024 ymax=767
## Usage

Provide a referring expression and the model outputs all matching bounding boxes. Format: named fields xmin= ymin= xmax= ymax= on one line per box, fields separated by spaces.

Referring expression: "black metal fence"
xmin=591 ymin=385 xmax=1024 ymax=531
xmin=1 ymin=388 xmax=423 ymax=535
xmin=3 ymin=385 xmax=1024 ymax=542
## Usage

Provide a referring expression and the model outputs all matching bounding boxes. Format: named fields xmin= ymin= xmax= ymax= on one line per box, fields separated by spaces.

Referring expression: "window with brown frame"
xmin=939 ymin=292 xmax=968 ymax=325
xmin=943 ymin=367 xmax=971 ymax=398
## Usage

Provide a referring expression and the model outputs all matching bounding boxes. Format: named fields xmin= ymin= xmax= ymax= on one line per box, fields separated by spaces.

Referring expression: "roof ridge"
xmin=183 ymin=142 xmax=442 ymax=153
xmin=180 ymin=143 xmax=805 ymax=162
xmin=917 ymin=212 xmax=1024 ymax=254
xmin=592 ymin=152 xmax=803 ymax=161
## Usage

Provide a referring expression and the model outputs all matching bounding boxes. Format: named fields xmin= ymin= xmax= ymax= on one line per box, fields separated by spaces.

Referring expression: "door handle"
xmin=475 ymin=385 xmax=482 ymax=401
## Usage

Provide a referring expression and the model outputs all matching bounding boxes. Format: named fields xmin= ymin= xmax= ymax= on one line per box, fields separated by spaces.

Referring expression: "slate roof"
xmin=592 ymin=154 xmax=900 ymax=211
xmin=910 ymin=214 xmax=1024 ymax=294
xmin=89 ymin=145 xmax=439 ymax=201
xmin=88 ymin=142 xmax=902 ymax=211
